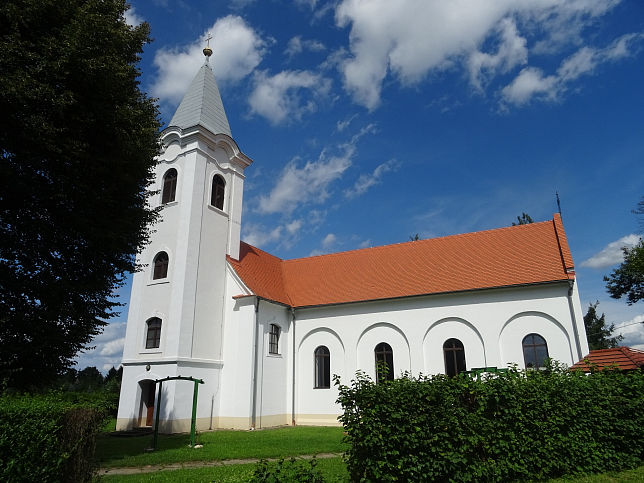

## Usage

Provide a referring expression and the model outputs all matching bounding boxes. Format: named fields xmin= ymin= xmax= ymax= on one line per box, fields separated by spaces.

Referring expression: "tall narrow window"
xmin=211 ymin=174 xmax=225 ymax=210
xmin=314 ymin=346 xmax=330 ymax=389
xmin=162 ymin=168 xmax=177 ymax=204
xmin=146 ymin=318 xmax=162 ymax=349
xmin=269 ymin=324 xmax=280 ymax=354
xmin=374 ymin=342 xmax=394 ymax=383
xmin=152 ymin=252 xmax=169 ymax=280
xmin=523 ymin=334 xmax=549 ymax=369
xmin=443 ymin=338 xmax=466 ymax=376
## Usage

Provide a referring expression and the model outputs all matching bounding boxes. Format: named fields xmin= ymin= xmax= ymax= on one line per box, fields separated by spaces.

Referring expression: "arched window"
xmin=374 ymin=342 xmax=394 ymax=383
xmin=146 ymin=318 xmax=162 ymax=349
xmin=211 ymin=174 xmax=225 ymax=210
xmin=443 ymin=338 xmax=466 ymax=376
xmin=269 ymin=324 xmax=280 ymax=355
xmin=523 ymin=333 xmax=549 ymax=369
xmin=314 ymin=346 xmax=330 ymax=389
xmin=152 ymin=251 xmax=169 ymax=280
xmin=161 ymin=168 xmax=177 ymax=204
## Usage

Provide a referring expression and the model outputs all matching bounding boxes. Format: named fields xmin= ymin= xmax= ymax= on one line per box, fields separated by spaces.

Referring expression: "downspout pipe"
xmin=251 ymin=297 xmax=260 ymax=429
xmin=567 ymin=279 xmax=583 ymax=361
xmin=291 ymin=307 xmax=296 ymax=426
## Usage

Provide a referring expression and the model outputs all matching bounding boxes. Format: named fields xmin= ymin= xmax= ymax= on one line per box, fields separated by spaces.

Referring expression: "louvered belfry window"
xmin=146 ymin=318 xmax=162 ymax=349
xmin=211 ymin=174 xmax=225 ymax=210
xmin=152 ymin=252 xmax=169 ymax=280
xmin=162 ymin=168 xmax=177 ymax=204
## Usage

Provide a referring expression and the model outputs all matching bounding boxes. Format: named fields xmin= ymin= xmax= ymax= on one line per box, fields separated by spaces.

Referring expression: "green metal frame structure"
xmin=152 ymin=376 xmax=205 ymax=450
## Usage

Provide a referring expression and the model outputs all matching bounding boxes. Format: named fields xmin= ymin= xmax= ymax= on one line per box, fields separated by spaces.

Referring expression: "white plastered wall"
xmin=292 ymin=281 xmax=588 ymax=425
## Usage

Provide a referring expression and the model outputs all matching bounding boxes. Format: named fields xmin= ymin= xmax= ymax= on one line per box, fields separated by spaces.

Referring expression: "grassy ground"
xmin=96 ymin=421 xmax=642 ymax=482
xmin=96 ymin=425 xmax=346 ymax=468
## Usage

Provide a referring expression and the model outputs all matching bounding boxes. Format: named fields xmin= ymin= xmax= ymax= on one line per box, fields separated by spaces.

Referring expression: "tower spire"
xmin=168 ymin=33 xmax=232 ymax=137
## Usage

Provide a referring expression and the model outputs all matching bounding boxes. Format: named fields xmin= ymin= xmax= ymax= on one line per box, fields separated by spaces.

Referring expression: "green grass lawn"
xmin=96 ymin=425 xmax=346 ymax=468
xmin=96 ymin=423 xmax=642 ymax=482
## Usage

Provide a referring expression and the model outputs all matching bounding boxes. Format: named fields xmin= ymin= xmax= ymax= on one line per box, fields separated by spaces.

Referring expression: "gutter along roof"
xmin=227 ymin=214 xmax=576 ymax=308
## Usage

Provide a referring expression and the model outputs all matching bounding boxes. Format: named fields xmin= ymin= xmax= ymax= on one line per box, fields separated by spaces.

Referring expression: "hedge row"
xmin=0 ymin=392 xmax=109 ymax=482
xmin=336 ymin=364 xmax=644 ymax=482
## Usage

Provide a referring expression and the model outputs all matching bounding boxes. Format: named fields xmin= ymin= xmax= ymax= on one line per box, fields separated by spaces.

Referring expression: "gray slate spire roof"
xmin=169 ymin=62 xmax=232 ymax=137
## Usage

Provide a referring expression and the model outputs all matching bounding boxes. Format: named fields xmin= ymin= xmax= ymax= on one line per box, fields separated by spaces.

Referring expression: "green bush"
xmin=336 ymin=364 xmax=644 ymax=482
xmin=0 ymin=392 xmax=107 ymax=482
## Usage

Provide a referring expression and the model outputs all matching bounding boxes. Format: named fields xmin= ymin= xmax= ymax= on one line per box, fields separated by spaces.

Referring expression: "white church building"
xmin=116 ymin=49 xmax=589 ymax=433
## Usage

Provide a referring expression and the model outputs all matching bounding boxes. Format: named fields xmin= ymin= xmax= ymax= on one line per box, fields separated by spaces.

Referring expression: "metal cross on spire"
xmin=203 ymin=32 xmax=213 ymax=60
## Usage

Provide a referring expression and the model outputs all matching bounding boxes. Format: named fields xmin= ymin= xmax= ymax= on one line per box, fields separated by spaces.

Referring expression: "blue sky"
xmin=75 ymin=0 xmax=644 ymax=372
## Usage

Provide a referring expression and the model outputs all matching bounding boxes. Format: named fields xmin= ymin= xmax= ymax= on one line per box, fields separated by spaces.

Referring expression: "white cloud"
xmin=74 ymin=322 xmax=126 ymax=373
xmin=256 ymin=150 xmax=351 ymax=214
xmin=243 ymin=224 xmax=283 ymax=247
xmin=502 ymin=33 xmax=644 ymax=106
xmin=243 ymin=219 xmax=305 ymax=249
xmin=321 ymin=233 xmax=337 ymax=249
xmin=336 ymin=113 xmax=358 ymax=132
xmin=256 ymin=124 xmax=375 ymax=214
xmin=124 ymin=7 xmax=143 ymax=26
xmin=614 ymin=314 xmax=644 ymax=349
xmin=151 ymin=16 xmax=266 ymax=105
xmin=334 ymin=0 xmax=627 ymax=109
xmin=285 ymin=36 xmax=326 ymax=59
xmin=286 ymin=219 xmax=303 ymax=234
xmin=468 ymin=18 xmax=528 ymax=91
xmin=345 ymin=159 xmax=401 ymax=199
xmin=100 ymin=337 xmax=125 ymax=356
xmin=580 ymin=234 xmax=640 ymax=269
xmin=500 ymin=67 xmax=558 ymax=106
xmin=248 ymin=70 xmax=331 ymax=125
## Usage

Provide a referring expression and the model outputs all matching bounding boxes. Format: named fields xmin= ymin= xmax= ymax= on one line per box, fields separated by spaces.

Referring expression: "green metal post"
xmin=153 ymin=380 xmax=163 ymax=450
xmin=190 ymin=379 xmax=200 ymax=447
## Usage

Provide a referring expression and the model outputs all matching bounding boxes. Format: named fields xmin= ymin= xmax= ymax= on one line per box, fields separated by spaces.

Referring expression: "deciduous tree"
xmin=604 ymin=196 xmax=644 ymax=305
xmin=0 ymin=0 xmax=160 ymax=389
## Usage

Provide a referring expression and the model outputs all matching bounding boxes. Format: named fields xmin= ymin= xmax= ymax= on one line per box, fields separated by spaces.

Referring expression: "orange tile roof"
xmin=570 ymin=347 xmax=644 ymax=372
xmin=227 ymin=214 xmax=576 ymax=308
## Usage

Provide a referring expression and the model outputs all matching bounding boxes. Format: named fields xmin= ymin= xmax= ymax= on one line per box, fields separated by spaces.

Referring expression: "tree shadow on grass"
xmin=95 ymin=432 xmax=191 ymax=466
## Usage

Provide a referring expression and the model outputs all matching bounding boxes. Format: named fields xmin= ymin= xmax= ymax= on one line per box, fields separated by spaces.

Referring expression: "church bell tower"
xmin=117 ymin=43 xmax=252 ymax=432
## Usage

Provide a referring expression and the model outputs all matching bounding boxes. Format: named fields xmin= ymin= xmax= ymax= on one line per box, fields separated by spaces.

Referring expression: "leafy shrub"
xmin=252 ymin=457 xmax=324 ymax=482
xmin=0 ymin=392 xmax=107 ymax=482
xmin=335 ymin=364 xmax=644 ymax=482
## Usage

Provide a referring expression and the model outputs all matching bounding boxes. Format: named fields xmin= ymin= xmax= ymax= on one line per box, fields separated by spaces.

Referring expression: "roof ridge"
xmin=620 ymin=346 xmax=644 ymax=363
xmin=280 ymin=218 xmax=554 ymax=264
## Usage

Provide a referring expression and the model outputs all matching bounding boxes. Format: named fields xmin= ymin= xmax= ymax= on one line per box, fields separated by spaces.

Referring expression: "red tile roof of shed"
xmin=570 ymin=347 xmax=644 ymax=372
xmin=227 ymin=214 xmax=575 ymax=308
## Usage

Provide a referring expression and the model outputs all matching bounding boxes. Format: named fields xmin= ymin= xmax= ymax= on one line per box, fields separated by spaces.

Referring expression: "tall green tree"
xmin=583 ymin=302 xmax=623 ymax=350
xmin=604 ymin=196 xmax=644 ymax=305
xmin=604 ymin=240 xmax=644 ymax=305
xmin=0 ymin=0 xmax=160 ymax=389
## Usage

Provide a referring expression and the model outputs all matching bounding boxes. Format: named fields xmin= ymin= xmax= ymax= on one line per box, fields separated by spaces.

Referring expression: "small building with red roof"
xmin=116 ymin=55 xmax=590 ymax=433
xmin=571 ymin=347 xmax=644 ymax=372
